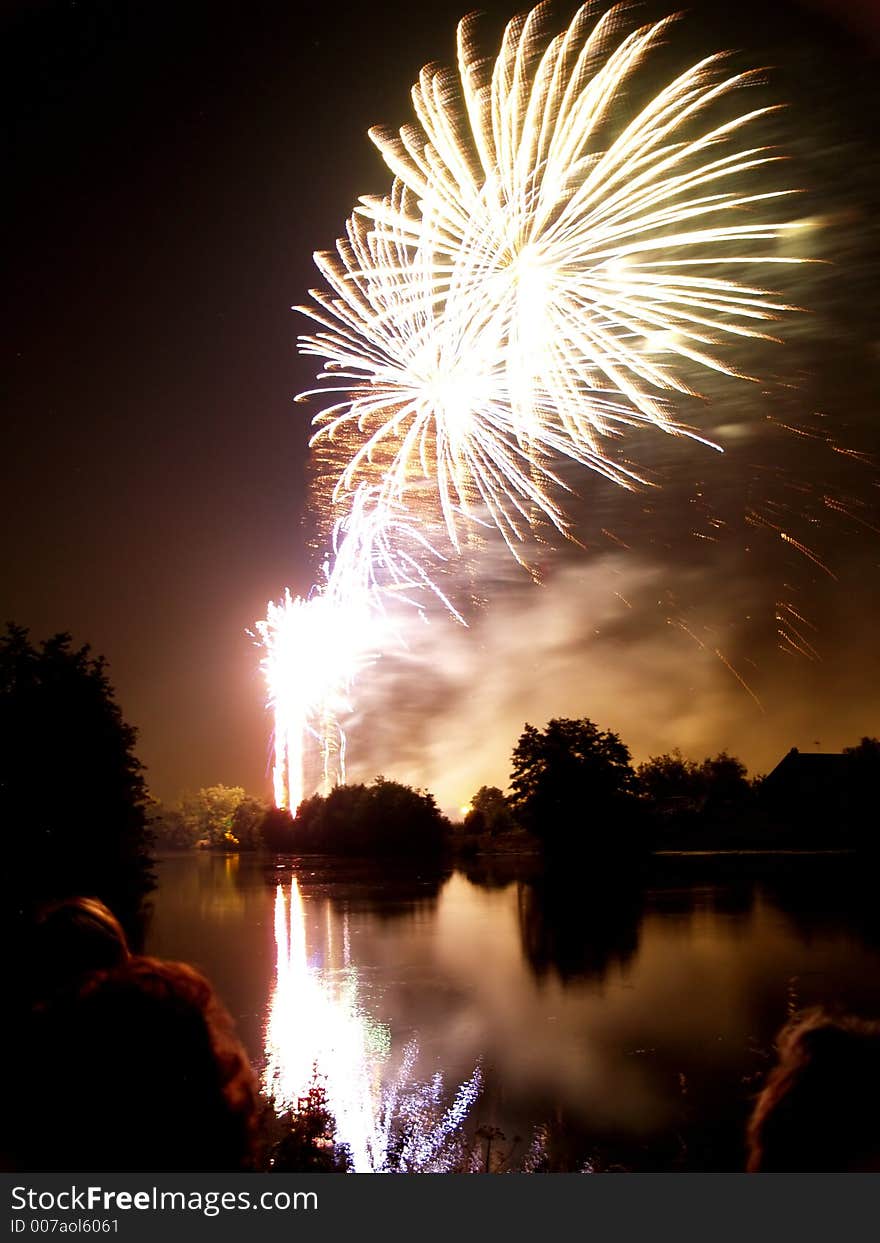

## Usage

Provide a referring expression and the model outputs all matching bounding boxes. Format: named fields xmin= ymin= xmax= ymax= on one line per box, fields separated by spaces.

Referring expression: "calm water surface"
xmin=146 ymin=851 xmax=880 ymax=1171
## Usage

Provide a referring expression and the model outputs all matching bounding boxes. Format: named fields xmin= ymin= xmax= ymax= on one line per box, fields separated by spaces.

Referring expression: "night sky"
xmin=4 ymin=0 xmax=879 ymax=813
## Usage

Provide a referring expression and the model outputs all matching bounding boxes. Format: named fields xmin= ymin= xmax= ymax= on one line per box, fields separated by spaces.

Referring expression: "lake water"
xmin=145 ymin=851 xmax=880 ymax=1171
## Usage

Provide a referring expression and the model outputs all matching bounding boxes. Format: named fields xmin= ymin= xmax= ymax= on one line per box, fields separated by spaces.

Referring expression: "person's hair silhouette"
xmin=29 ymin=897 xmax=131 ymax=1005
xmin=29 ymin=957 xmax=258 ymax=1171
xmin=748 ymin=1008 xmax=880 ymax=1172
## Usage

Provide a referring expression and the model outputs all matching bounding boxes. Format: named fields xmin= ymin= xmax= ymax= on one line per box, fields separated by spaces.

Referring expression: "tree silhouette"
xmin=0 ymin=624 xmax=152 ymax=926
xmin=635 ymin=748 xmax=753 ymax=845
xmin=844 ymin=737 xmax=880 ymax=764
xmin=259 ymin=805 xmax=297 ymax=852
xmin=231 ymin=795 xmax=269 ymax=850
xmin=148 ymin=804 xmax=194 ymax=851
xmin=464 ymin=785 xmax=514 ymax=836
xmin=271 ymin=1078 xmax=352 ymax=1173
xmin=291 ymin=777 xmax=448 ymax=856
xmin=509 ymin=717 xmax=640 ymax=856
xmin=699 ymin=752 xmax=750 ymax=812
xmin=636 ymin=751 xmax=703 ymax=810
xmin=843 ymin=737 xmax=880 ymax=849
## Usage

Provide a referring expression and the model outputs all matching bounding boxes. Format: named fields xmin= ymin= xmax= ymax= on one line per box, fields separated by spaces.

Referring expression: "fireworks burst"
xmin=254 ymin=588 xmax=372 ymax=812
xmin=306 ymin=2 xmax=801 ymax=547
xmin=259 ymin=1 xmax=803 ymax=811
xmin=254 ymin=487 xmax=462 ymax=810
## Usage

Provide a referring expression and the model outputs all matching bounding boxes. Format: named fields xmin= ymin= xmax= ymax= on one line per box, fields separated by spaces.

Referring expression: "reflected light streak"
xmin=265 ymin=881 xmax=386 ymax=1171
xmin=264 ymin=880 xmax=484 ymax=1172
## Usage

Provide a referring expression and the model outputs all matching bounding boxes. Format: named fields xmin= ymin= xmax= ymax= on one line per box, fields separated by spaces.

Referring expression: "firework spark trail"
xmin=259 ymin=2 xmax=804 ymax=811
xmin=775 ymin=600 xmax=821 ymax=661
xmin=779 ymin=530 xmax=837 ymax=580
xmin=254 ymin=488 xmax=465 ymax=810
xmin=713 ymin=648 xmax=765 ymax=711
xmin=668 ymin=616 xmax=765 ymax=709
xmin=253 ymin=587 xmax=373 ymax=811
xmin=824 ymin=495 xmax=880 ymax=536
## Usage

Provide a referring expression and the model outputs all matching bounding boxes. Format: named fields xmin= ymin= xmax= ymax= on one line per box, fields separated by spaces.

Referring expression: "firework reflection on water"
xmin=263 ymin=879 xmax=486 ymax=1172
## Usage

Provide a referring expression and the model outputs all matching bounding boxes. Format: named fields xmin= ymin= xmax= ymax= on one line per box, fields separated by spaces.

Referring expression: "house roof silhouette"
xmin=763 ymin=747 xmax=851 ymax=802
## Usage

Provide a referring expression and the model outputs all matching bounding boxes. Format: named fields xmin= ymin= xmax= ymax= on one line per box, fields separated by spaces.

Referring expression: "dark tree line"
xmin=265 ymin=777 xmax=449 ymax=858
xmin=4 ymin=615 xmax=875 ymax=887
xmin=0 ymin=624 xmax=152 ymax=933
xmin=462 ymin=719 xmax=879 ymax=857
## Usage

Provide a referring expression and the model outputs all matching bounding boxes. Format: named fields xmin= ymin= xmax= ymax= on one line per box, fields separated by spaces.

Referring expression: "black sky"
xmin=3 ymin=0 xmax=878 ymax=809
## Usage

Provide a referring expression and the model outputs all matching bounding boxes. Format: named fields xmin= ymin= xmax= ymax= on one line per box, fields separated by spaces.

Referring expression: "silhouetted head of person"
xmin=747 ymin=1008 xmax=880 ymax=1172
xmin=29 ymin=897 xmax=131 ymax=1005
xmin=30 ymin=957 xmax=258 ymax=1171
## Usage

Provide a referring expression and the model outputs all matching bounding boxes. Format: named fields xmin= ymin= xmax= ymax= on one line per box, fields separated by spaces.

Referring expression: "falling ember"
xmin=779 ymin=531 xmax=837 ymax=580
xmin=669 ymin=617 xmax=765 ymax=709
xmin=713 ymin=648 xmax=764 ymax=712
